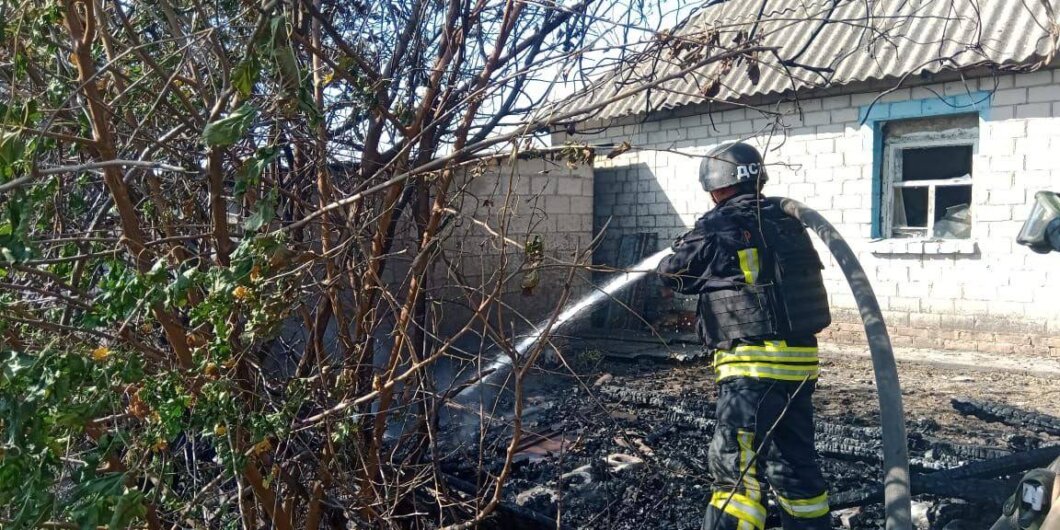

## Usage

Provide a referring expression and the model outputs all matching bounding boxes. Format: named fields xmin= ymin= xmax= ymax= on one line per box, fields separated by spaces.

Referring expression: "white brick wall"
xmin=384 ymin=155 xmax=595 ymax=335
xmin=559 ymin=71 xmax=1060 ymax=348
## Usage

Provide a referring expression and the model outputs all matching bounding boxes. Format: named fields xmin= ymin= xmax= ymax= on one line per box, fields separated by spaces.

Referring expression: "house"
xmin=550 ymin=0 xmax=1060 ymax=355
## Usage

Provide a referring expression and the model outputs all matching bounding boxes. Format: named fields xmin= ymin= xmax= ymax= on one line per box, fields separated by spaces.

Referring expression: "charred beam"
xmin=952 ymin=397 xmax=1060 ymax=437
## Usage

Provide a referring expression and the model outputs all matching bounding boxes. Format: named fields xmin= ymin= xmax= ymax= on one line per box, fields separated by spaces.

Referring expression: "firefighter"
xmin=657 ymin=142 xmax=833 ymax=530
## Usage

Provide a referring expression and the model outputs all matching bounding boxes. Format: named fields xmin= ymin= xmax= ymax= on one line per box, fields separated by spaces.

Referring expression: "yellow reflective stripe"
xmin=738 ymin=521 xmax=755 ymax=530
xmin=716 ymin=355 xmax=817 ymax=365
xmin=720 ymin=362 xmax=819 ymax=373
xmin=719 ymin=350 xmax=813 ymax=358
xmin=777 ymin=491 xmax=830 ymax=518
xmin=736 ymin=430 xmax=761 ymax=501
xmin=715 ymin=343 xmax=819 ymax=367
xmin=710 ymin=491 xmax=767 ymax=529
xmin=716 ymin=363 xmax=819 ymax=382
xmin=737 ymin=248 xmax=760 ymax=285
xmin=733 ymin=341 xmax=818 ymax=354
xmin=732 ymin=346 xmax=818 ymax=353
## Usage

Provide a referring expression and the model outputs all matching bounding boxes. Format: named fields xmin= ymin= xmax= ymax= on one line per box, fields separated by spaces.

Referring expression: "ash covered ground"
xmin=440 ymin=338 xmax=1060 ymax=529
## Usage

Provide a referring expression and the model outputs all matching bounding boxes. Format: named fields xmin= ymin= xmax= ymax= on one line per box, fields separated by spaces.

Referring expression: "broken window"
xmin=882 ymin=114 xmax=977 ymax=239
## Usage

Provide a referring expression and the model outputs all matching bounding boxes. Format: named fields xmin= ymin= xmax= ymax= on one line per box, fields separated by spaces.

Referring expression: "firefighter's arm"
xmin=656 ymin=225 xmax=715 ymax=294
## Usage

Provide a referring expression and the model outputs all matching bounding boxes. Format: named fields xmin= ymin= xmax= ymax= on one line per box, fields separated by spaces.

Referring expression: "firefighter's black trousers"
xmin=702 ymin=378 xmax=830 ymax=530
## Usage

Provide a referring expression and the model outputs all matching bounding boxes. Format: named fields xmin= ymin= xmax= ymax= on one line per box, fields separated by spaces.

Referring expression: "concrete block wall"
xmin=560 ymin=71 xmax=1060 ymax=357
xmin=425 ymin=154 xmax=595 ymax=336
xmin=593 ymin=160 xmax=707 ymax=268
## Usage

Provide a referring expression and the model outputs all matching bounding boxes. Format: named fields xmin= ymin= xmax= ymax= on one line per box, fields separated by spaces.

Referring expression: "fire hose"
xmin=777 ymin=197 xmax=912 ymax=530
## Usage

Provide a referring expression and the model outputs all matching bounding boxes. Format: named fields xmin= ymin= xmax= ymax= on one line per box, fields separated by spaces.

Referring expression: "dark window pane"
xmin=935 ymin=186 xmax=972 ymax=222
xmin=902 ymin=145 xmax=973 ymax=181
xmin=898 ymin=187 xmax=928 ymax=227
xmin=897 ymin=144 xmax=974 ymax=239
xmin=934 ymin=187 xmax=972 ymax=239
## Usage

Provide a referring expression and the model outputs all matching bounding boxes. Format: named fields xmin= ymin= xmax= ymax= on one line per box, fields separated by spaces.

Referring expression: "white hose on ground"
xmin=777 ymin=197 xmax=912 ymax=530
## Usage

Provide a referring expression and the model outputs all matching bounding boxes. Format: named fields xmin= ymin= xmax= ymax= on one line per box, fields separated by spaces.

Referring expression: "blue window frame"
xmin=859 ymin=91 xmax=991 ymax=238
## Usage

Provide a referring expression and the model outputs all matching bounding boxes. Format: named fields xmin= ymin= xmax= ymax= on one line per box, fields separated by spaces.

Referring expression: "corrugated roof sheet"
xmin=550 ymin=0 xmax=1060 ymax=121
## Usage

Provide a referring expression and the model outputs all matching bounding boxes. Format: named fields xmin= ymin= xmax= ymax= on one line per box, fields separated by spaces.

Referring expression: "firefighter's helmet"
xmin=699 ymin=142 xmax=769 ymax=193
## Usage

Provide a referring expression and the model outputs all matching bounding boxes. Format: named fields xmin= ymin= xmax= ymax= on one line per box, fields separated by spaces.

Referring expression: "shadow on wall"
xmin=592 ymin=162 xmax=699 ymax=329
xmin=427 ymin=155 xmax=596 ymax=343
xmin=261 ymin=155 xmax=597 ymax=378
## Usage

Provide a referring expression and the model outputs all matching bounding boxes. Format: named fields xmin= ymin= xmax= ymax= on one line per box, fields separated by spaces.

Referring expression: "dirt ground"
xmin=818 ymin=348 xmax=1060 ymax=445
xmin=446 ymin=341 xmax=1060 ymax=529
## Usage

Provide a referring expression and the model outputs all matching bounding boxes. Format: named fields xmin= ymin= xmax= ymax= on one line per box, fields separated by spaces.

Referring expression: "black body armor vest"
xmin=697 ymin=196 xmax=831 ymax=346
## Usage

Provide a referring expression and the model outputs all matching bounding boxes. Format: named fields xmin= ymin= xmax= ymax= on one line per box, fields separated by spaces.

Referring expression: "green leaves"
xmin=0 ymin=128 xmax=30 ymax=183
xmin=0 ymin=345 xmax=124 ymax=529
xmin=521 ymin=235 xmax=544 ymax=296
xmin=524 ymin=235 xmax=543 ymax=258
xmin=105 ymin=488 xmax=146 ymax=530
xmin=0 ymin=196 xmax=32 ymax=264
xmin=267 ymin=16 xmax=299 ymax=97
xmin=69 ymin=472 xmax=146 ymax=530
xmin=88 ymin=261 xmax=159 ymax=327
xmin=235 ymin=146 xmax=279 ymax=199
xmin=0 ymin=130 xmax=25 ymax=169
xmin=232 ymin=55 xmax=261 ymax=98
xmin=243 ymin=189 xmax=277 ymax=232
xmin=201 ymin=103 xmax=258 ymax=147
xmin=297 ymin=81 xmax=323 ymax=127
xmin=0 ymin=102 xmax=40 ymax=174
xmin=164 ymin=267 xmax=198 ymax=309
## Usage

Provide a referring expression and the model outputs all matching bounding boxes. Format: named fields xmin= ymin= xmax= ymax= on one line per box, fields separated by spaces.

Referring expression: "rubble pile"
xmin=441 ymin=359 xmax=1060 ymax=529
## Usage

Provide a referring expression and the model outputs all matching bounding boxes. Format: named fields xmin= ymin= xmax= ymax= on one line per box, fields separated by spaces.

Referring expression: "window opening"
xmin=882 ymin=115 xmax=977 ymax=240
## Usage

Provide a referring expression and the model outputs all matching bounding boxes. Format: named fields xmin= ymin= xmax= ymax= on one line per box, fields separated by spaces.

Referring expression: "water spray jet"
xmin=454 ymin=248 xmax=673 ymax=403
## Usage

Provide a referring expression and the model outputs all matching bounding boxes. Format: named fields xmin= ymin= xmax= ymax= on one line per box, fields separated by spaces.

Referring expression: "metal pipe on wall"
xmin=777 ymin=197 xmax=913 ymax=529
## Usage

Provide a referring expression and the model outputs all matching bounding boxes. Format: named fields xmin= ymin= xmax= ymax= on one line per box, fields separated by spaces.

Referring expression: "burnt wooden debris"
xmin=953 ymin=397 xmax=1060 ymax=437
xmin=440 ymin=379 xmax=1060 ymax=529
